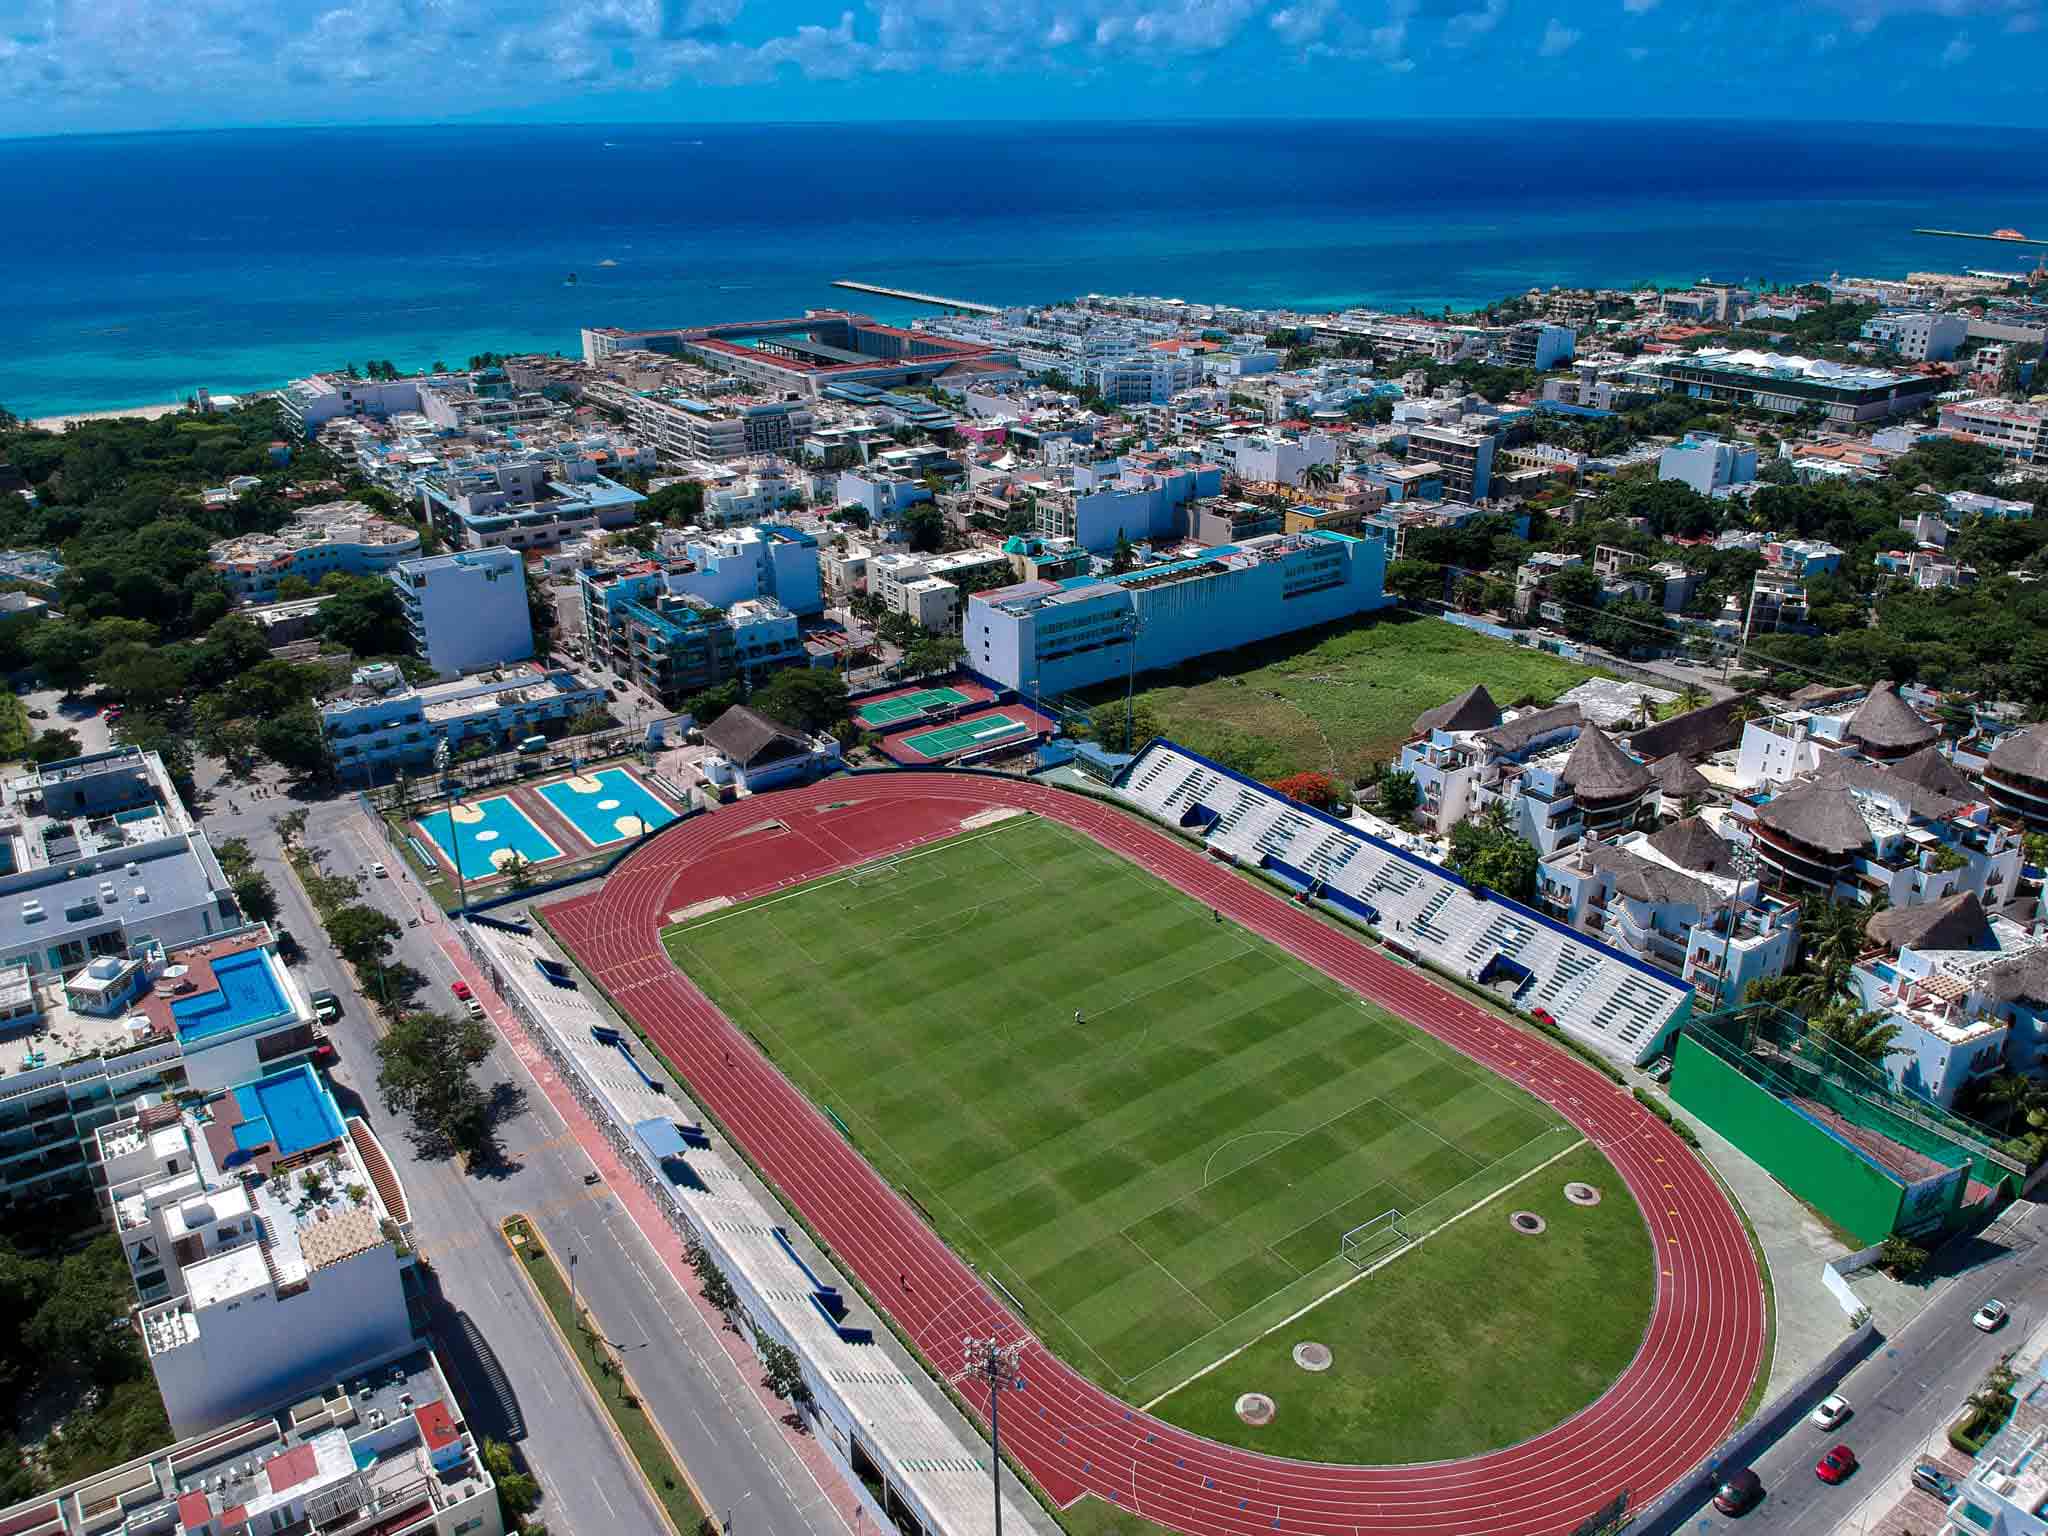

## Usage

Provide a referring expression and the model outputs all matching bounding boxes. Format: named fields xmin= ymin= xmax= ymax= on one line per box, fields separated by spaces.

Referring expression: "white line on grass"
xmin=1135 ymin=1135 xmax=1588 ymax=1412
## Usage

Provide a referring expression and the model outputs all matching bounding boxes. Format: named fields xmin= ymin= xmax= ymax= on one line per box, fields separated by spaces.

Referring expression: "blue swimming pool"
xmin=536 ymin=768 xmax=677 ymax=848
xmin=173 ymin=949 xmax=291 ymax=1044
xmin=417 ymin=795 xmax=562 ymax=881
xmin=232 ymin=1065 xmax=345 ymax=1157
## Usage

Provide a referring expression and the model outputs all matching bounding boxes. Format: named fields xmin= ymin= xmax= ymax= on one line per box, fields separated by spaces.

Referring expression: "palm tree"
xmin=1673 ymin=682 xmax=1710 ymax=715
xmin=1303 ymin=461 xmax=1339 ymax=491
xmin=1976 ymin=1071 xmax=2038 ymax=1134
xmin=1810 ymin=1003 xmax=1905 ymax=1066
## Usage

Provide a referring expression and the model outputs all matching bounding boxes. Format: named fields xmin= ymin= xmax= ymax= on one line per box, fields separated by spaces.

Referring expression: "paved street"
xmin=210 ymin=774 xmax=846 ymax=1536
xmin=1681 ymin=1201 xmax=2046 ymax=1534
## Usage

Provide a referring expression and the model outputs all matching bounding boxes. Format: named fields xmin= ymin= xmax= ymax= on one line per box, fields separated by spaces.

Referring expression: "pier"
xmin=831 ymin=280 xmax=1001 ymax=314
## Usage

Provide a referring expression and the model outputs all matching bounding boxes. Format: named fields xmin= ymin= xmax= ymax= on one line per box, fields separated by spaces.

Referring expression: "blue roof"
xmin=634 ymin=1118 xmax=691 ymax=1161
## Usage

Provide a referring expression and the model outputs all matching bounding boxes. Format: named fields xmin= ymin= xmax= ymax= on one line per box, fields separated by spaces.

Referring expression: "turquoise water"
xmin=172 ymin=949 xmax=290 ymax=1044
xmin=536 ymin=768 xmax=676 ymax=848
xmin=232 ymin=1065 xmax=345 ymax=1157
xmin=10 ymin=120 xmax=2048 ymax=416
xmin=416 ymin=795 xmax=561 ymax=880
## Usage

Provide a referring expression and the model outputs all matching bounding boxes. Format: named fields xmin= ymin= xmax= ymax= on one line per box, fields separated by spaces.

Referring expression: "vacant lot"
xmin=1106 ymin=612 xmax=1598 ymax=783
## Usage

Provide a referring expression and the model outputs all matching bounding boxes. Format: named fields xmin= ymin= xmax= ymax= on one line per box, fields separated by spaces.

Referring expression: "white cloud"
xmin=1626 ymin=42 xmax=1648 ymax=57
xmin=1537 ymin=14 xmax=1579 ymax=52
xmin=1818 ymin=0 xmax=2039 ymax=29
xmin=1621 ymin=0 xmax=1658 ymax=11
xmin=1940 ymin=28 xmax=1975 ymax=57
xmin=1444 ymin=0 xmax=1507 ymax=46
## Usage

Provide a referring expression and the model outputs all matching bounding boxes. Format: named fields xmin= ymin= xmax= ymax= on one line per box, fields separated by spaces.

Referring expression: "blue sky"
xmin=2 ymin=0 xmax=2045 ymax=137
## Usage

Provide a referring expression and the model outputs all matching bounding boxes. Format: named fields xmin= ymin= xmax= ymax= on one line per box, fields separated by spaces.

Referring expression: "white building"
xmin=390 ymin=548 xmax=534 ymax=678
xmin=319 ymin=662 xmax=608 ymax=782
xmin=277 ymin=372 xmax=473 ymax=437
xmin=105 ymin=1062 xmax=416 ymax=1434
xmin=652 ymin=524 xmax=823 ymax=617
xmin=1225 ymin=431 xmax=1340 ymax=489
xmin=1658 ymin=433 xmax=1758 ymax=498
xmin=1939 ymin=396 xmax=2048 ymax=461
xmin=1860 ymin=309 xmax=1969 ymax=362
xmin=209 ymin=501 xmax=422 ymax=602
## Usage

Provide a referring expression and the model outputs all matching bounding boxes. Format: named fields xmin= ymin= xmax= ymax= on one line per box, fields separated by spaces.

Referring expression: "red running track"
xmin=544 ymin=775 xmax=1764 ymax=1536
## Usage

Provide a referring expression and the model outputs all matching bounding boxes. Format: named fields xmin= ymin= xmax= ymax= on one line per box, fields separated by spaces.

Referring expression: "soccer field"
xmin=662 ymin=816 xmax=1586 ymax=1404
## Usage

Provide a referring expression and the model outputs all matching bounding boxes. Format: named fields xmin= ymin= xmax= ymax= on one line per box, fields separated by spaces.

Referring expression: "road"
xmin=213 ymin=775 xmax=843 ymax=1536
xmin=1683 ymin=1202 xmax=2046 ymax=1534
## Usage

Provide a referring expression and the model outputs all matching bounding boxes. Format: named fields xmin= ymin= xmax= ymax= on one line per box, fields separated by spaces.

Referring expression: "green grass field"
xmin=661 ymin=816 xmax=1650 ymax=1458
xmin=1108 ymin=611 xmax=1597 ymax=782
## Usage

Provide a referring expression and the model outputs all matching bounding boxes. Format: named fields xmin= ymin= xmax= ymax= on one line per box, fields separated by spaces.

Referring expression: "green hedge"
xmin=1633 ymin=1087 xmax=1701 ymax=1147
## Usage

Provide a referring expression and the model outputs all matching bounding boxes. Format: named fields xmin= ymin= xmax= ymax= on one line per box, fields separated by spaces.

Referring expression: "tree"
xmin=1110 ymin=531 xmax=1137 ymax=574
xmin=757 ymin=1336 xmax=814 ymax=1412
xmin=1876 ymin=1235 xmax=1929 ymax=1279
xmin=501 ymin=853 xmax=536 ymax=892
xmin=483 ymin=1438 xmax=541 ymax=1523
xmin=376 ymin=1009 xmax=494 ymax=1155
xmin=28 ymin=621 xmax=99 ymax=690
xmin=26 ymin=728 xmax=81 ymax=764
xmin=750 ymin=669 xmax=848 ymax=735
xmin=31 ymin=1236 xmax=140 ymax=1385
xmin=1270 ymin=771 xmax=1336 ymax=808
xmin=687 ymin=1237 xmax=739 ymax=1317
xmin=640 ymin=480 xmax=706 ymax=524
xmin=683 ymin=680 xmax=741 ymax=726
xmin=1447 ymin=804 xmax=1539 ymax=901
xmin=568 ymin=707 xmax=612 ymax=736
xmin=256 ymin=705 xmax=328 ymax=777
xmin=1385 ymin=559 xmax=1446 ymax=604
xmin=903 ymin=503 xmax=946 ymax=554
xmin=904 ymin=635 xmax=965 ymax=677
xmin=327 ymin=905 xmax=401 ymax=971
xmin=1378 ymin=769 xmax=1420 ymax=826
xmin=1810 ymin=1003 xmax=1904 ymax=1065
xmin=314 ymin=577 xmax=410 ymax=656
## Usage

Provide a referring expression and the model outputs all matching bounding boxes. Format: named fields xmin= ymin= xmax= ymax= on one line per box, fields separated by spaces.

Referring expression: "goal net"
xmin=1339 ymin=1209 xmax=1412 ymax=1269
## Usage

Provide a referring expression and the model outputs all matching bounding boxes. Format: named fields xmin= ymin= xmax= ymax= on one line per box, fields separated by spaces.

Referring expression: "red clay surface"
xmin=544 ymin=775 xmax=1765 ymax=1536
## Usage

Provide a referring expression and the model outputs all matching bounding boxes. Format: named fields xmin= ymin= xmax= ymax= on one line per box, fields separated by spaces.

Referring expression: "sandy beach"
xmin=28 ymin=401 xmax=188 ymax=430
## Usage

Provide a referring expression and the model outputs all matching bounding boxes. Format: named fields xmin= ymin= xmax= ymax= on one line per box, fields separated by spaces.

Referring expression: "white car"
xmin=1809 ymin=1394 xmax=1851 ymax=1430
xmin=371 ymin=862 xmax=388 ymax=879
xmin=1975 ymin=1300 xmax=2011 ymax=1333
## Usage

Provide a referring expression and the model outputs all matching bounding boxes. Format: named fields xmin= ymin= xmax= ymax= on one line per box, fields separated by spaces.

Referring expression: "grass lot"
xmin=1104 ymin=611 xmax=1597 ymax=782
xmin=662 ymin=816 xmax=1647 ymax=1458
xmin=1154 ymin=1143 xmax=1652 ymax=1462
xmin=0 ymin=693 xmax=29 ymax=761
xmin=503 ymin=1216 xmax=709 ymax=1534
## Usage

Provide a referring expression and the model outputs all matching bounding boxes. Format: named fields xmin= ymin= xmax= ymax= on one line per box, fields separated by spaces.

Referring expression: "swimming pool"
xmin=536 ymin=768 xmax=677 ymax=848
xmin=173 ymin=949 xmax=291 ymax=1044
xmin=417 ymin=795 xmax=562 ymax=881
xmin=232 ymin=1065 xmax=345 ymax=1157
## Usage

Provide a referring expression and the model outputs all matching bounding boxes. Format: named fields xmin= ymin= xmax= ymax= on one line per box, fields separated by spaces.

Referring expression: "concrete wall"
xmin=1669 ymin=1034 xmax=1903 ymax=1245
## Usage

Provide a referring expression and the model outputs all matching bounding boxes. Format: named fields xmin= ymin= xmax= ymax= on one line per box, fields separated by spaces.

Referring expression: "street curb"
xmin=499 ymin=1214 xmax=715 ymax=1533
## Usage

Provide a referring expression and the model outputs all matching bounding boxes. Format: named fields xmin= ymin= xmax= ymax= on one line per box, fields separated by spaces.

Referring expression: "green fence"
xmin=1671 ymin=1033 xmax=1909 ymax=1246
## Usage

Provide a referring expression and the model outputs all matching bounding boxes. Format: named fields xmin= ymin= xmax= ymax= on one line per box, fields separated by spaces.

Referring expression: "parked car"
xmin=370 ymin=861 xmax=388 ymax=879
xmin=1647 ymin=1057 xmax=1674 ymax=1084
xmin=1974 ymin=1299 xmax=2010 ymax=1333
xmin=464 ymin=998 xmax=485 ymax=1020
xmin=451 ymin=980 xmax=472 ymax=1001
xmin=1816 ymin=1445 xmax=1858 ymax=1485
xmin=311 ymin=1039 xmax=338 ymax=1068
xmin=1810 ymin=1394 xmax=1851 ymax=1430
xmin=310 ymin=990 xmax=342 ymax=1024
xmin=1713 ymin=1468 xmax=1763 ymax=1515
xmin=1911 ymin=1462 xmax=1958 ymax=1501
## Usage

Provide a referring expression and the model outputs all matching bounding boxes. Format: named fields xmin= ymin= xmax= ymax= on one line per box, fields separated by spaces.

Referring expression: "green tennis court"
xmin=857 ymin=687 xmax=970 ymax=726
xmin=898 ymin=711 xmax=1033 ymax=758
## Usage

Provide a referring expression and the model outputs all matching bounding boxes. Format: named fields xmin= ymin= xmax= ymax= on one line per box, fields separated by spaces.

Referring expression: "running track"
xmin=544 ymin=774 xmax=1764 ymax=1536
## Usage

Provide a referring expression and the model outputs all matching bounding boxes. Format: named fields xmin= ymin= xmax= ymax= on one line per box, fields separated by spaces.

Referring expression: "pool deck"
xmin=133 ymin=928 xmax=282 ymax=1039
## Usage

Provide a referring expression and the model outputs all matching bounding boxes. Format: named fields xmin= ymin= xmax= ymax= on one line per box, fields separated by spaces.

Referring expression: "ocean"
xmin=6 ymin=118 xmax=2048 ymax=418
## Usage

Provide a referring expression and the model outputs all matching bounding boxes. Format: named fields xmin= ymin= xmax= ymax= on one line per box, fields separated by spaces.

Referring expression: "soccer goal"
xmin=1339 ymin=1209 xmax=1413 ymax=1269
xmin=845 ymin=862 xmax=901 ymax=888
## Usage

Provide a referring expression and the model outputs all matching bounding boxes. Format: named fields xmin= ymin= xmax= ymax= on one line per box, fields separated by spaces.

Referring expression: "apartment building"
xmin=1629 ymin=349 xmax=1945 ymax=422
xmin=1498 ymin=321 xmax=1577 ymax=370
xmin=1402 ymin=425 xmax=1497 ymax=501
xmin=0 ymin=1346 xmax=499 ymax=1536
xmin=1221 ymin=431 xmax=1338 ymax=489
xmin=647 ymin=524 xmax=824 ymax=618
xmin=1860 ymin=308 xmax=1969 ymax=362
xmin=417 ymin=454 xmax=643 ymax=553
xmin=318 ymin=662 xmax=607 ymax=782
xmin=277 ymin=372 xmax=474 ymax=437
xmin=1938 ymin=396 xmax=2048 ymax=461
xmin=389 ymin=549 xmax=534 ymax=678
xmin=577 ymin=567 xmax=746 ymax=705
xmin=209 ymin=502 xmax=422 ymax=602
xmin=964 ymin=529 xmax=1388 ymax=695
xmin=1658 ymin=433 xmax=1758 ymax=497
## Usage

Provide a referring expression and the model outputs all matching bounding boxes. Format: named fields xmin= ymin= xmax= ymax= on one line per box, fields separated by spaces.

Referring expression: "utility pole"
xmin=1121 ymin=610 xmax=1142 ymax=753
xmin=962 ymin=1335 xmax=1024 ymax=1536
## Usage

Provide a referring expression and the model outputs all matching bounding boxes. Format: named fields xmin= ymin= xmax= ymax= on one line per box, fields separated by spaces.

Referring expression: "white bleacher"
xmin=1115 ymin=742 xmax=1689 ymax=1066
xmin=460 ymin=920 xmax=1050 ymax=1536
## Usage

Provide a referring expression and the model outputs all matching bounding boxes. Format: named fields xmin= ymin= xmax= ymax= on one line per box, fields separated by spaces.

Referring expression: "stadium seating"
xmin=1116 ymin=741 xmax=1690 ymax=1065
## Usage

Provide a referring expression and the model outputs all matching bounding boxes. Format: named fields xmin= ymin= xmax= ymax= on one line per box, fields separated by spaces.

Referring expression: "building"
xmin=964 ymin=530 xmax=1389 ymax=696
xmin=0 ymin=1345 xmax=499 ymax=1536
xmin=1090 ymin=351 xmax=1201 ymax=405
xmin=1499 ymin=321 xmax=1577 ymax=371
xmin=869 ymin=548 xmax=1010 ymax=633
xmin=1031 ymin=461 xmax=1224 ymax=552
xmin=582 ymin=313 xmax=997 ymax=398
xmin=418 ymin=456 xmax=644 ymax=553
xmin=276 ymin=372 xmax=472 ymax=437
xmin=1224 ymin=432 xmax=1338 ymax=489
xmin=1764 ymin=537 xmax=1845 ymax=578
xmin=209 ymin=502 xmax=422 ymax=603
xmin=1968 ymin=723 xmax=2048 ymax=830
xmin=1658 ymin=433 xmax=1758 ymax=498
xmin=103 ymin=1061 xmax=416 ymax=1432
xmin=1860 ymin=308 xmax=1969 ymax=362
xmin=600 ymin=384 xmax=820 ymax=464
xmin=1537 ymin=820 xmax=1799 ymax=1010
xmin=1743 ymin=569 xmax=1813 ymax=638
xmin=1938 ymin=396 xmax=2048 ymax=461
xmin=1402 ymin=425 xmax=1497 ymax=501
xmin=319 ymin=662 xmax=607 ymax=782
xmin=389 ymin=548 xmax=533 ymax=678
xmin=1630 ymin=349 xmax=1945 ymax=422
xmin=698 ymin=706 xmax=842 ymax=794
xmin=1929 ymin=1325 xmax=2048 ymax=1535
xmin=651 ymin=524 xmax=824 ymax=618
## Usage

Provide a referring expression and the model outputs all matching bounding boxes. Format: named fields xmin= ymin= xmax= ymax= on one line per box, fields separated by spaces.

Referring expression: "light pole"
xmin=962 ymin=1335 xmax=1024 ymax=1536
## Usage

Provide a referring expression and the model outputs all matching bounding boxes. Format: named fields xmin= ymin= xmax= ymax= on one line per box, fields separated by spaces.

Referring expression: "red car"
xmin=311 ymin=1040 xmax=338 ymax=1068
xmin=452 ymin=981 xmax=472 ymax=1001
xmin=1816 ymin=1445 xmax=1857 ymax=1485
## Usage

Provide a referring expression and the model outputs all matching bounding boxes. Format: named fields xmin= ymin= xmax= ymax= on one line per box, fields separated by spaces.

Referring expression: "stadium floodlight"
xmin=963 ymin=1334 xmax=1026 ymax=1536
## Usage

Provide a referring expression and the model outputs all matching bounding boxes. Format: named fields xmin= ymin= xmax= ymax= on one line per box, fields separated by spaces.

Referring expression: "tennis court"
xmin=854 ymin=686 xmax=971 ymax=728
xmin=896 ymin=709 xmax=1035 ymax=759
